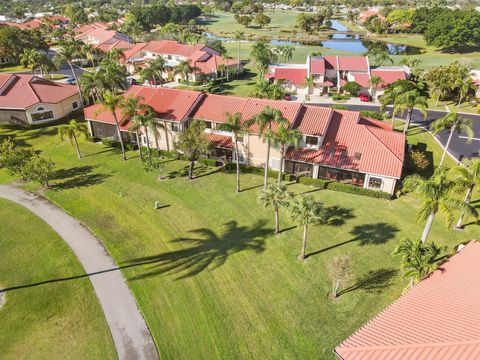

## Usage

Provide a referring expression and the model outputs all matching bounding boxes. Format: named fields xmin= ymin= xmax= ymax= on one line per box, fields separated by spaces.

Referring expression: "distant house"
xmin=335 ymin=240 xmax=480 ymax=360
xmin=0 ymin=15 xmax=69 ymax=30
xmin=0 ymin=74 xmax=80 ymax=125
xmin=84 ymin=86 xmax=405 ymax=194
xmin=122 ymin=40 xmax=241 ymax=83
xmin=75 ymin=22 xmax=132 ymax=52
xmin=357 ymin=9 xmax=384 ymax=25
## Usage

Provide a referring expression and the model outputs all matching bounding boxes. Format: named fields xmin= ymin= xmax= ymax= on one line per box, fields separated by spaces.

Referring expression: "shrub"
xmin=360 ymin=110 xmax=384 ymax=120
xmin=298 ymin=177 xmax=391 ymax=199
xmin=341 ymin=81 xmax=361 ymax=96
xmin=410 ymin=150 xmax=429 ymax=170
xmin=224 ymin=163 xmax=292 ymax=180
xmin=198 ymin=158 xmax=219 ymax=167
xmin=102 ymin=138 xmax=120 ymax=148
xmin=330 ymin=105 xmax=349 ymax=110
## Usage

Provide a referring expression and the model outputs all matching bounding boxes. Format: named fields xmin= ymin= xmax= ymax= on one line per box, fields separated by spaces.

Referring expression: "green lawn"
xmin=0 ymin=123 xmax=478 ymax=359
xmin=0 ymin=198 xmax=116 ymax=360
xmin=0 ymin=65 xmax=28 ymax=73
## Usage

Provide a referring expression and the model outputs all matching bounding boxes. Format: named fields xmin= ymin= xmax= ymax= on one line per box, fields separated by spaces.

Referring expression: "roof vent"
xmin=354 ymin=152 xmax=362 ymax=161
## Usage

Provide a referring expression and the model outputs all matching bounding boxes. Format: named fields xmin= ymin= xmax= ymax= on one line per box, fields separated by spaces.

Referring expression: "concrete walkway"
xmin=0 ymin=185 xmax=159 ymax=360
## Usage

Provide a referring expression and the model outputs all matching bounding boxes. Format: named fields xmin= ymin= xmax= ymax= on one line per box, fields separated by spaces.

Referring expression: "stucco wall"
xmin=0 ymin=109 xmax=29 ymax=124
xmin=25 ymin=93 xmax=81 ymax=124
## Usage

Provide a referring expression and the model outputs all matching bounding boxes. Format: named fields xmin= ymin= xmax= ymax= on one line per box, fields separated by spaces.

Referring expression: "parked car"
xmin=283 ymin=94 xmax=292 ymax=101
xmin=65 ymin=76 xmax=76 ymax=85
xmin=359 ymin=93 xmax=372 ymax=102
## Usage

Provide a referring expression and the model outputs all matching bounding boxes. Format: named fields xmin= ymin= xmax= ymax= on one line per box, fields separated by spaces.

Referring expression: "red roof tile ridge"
xmin=26 ymin=76 xmax=41 ymax=103
xmin=363 ymin=125 xmax=403 ymax=163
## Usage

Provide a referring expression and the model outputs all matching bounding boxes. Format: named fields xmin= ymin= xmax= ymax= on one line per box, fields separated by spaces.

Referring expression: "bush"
xmin=330 ymin=105 xmax=349 ymax=110
xmin=410 ymin=150 xmax=429 ymax=170
xmin=102 ymin=138 xmax=120 ymax=148
xmin=332 ymin=94 xmax=350 ymax=101
xmin=298 ymin=177 xmax=391 ymax=199
xmin=224 ymin=163 xmax=293 ymax=180
xmin=360 ymin=110 xmax=384 ymax=120
xmin=198 ymin=158 xmax=219 ymax=167
xmin=341 ymin=81 xmax=361 ymax=96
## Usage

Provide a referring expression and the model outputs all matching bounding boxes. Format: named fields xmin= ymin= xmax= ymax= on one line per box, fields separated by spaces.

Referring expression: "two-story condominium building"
xmin=266 ymin=55 xmax=407 ymax=99
xmin=122 ymin=40 xmax=241 ymax=83
xmin=84 ymin=86 xmax=405 ymax=195
xmin=0 ymin=74 xmax=80 ymax=125
xmin=75 ymin=22 xmax=132 ymax=52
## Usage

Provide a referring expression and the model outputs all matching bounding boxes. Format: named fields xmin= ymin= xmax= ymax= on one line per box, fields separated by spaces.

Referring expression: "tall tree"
xmin=403 ymin=169 xmax=478 ymax=243
xmin=175 ymin=59 xmax=193 ymax=88
xmin=247 ymin=107 xmax=288 ymax=189
xmin=139 ymin=56 xmax=166 ymax=87
xmin=368 ymin=74 xmax=383 ymax=98
xmin=54 ymin=41 xmax=84 ymax=105
xmin=233 ymin=30 xmax=244 ymax=78
xmin=130 ymin=111 xmax=155 ymax=160
xmin=289 ymin=194 xmax=325 ymax=261
xmin=174 ymin=120 xmax=211 ymax=180
xmin=58 ymin=119 xmax=89 ymax=159
xmin=218 ymin=112 xmax=246 ymax=193
xmin=271 ymin=125 xmax=301 ymax=184
xmin=449 ymin=158 xmax=480 ymax=229
xmin=259 ymin=183 xmax=292 ymax=234
xmin=250 ymin=40 xmax=277 ymax=75
xmin=430 ymin=112 xmax=474 ymax=167
xmin=96 ymin=91 xmax=127 ymax=160
xmin=393 ymin=90 xmax=428 ymax=133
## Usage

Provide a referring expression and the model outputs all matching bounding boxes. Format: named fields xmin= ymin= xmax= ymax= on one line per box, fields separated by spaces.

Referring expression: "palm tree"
xmin=247 ymin=106 xmax=288 ymax=189
xmin=233 ymin=30 xmax=244 ymax=78
xmin=403 ymin=168 xmax=478 ymax=243
xmin=139 ymin=56 xmax=166 ymax=87
xmin=367 ymin=47 xmax=393 ymax=66
xmin=80 ymin=72 xmax=102 ymax=103
xmin=457 ymin=77 xmax=473 ymax=108
xmin=368 ymin=74 xmax=383 ymax=98
xmin=218 ymin=112 xmax=246 ymax=193
xmin=430 ymin=112 xmax=474 ymax=167
xmin=393 ymin=90 xmax=428 ymax=133
xmin=55 ymin=42 xmax=84 ymax=105
xmin=250 ymin=40 xmax=277 ymax=75
xmin=304 ymin=76 xmax=315 ymax=95
xmin=259 ymin=183 xmax=292 ymax=234
xmin=20 ymin=49 xmax=55 ymax=78
xmin=449 ymin=158 xmax=480 ymax=229
xmin=221 ymin=52 xmax=231 ymax=81
xmin=82 ymin=43 xmax=96 ymax=68
xmin=58 ymin=119 xmax=89 ymax=159
xmin=271 ymin=125 xmax=301 ymax=184
xmin=394 ymin=238 xmax=442 ymax=288
xmin=98 ymin=60 xmax=128 ymax=93
xmin=175 ymin=60 xmax=193 ymax=88
xmin=105 ymin=48 xmax=125 ymax=63
xmin=96 ymin=91 xmax=127 ymax=160
xmin=289 ymin=194 xmax=325 ymax=261
xmin=130 ymin=111 xmax=155 ymax=160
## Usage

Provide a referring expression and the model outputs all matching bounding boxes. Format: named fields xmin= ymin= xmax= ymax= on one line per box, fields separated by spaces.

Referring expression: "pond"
xmin=204 ymin=19 xmax=422 ymax=55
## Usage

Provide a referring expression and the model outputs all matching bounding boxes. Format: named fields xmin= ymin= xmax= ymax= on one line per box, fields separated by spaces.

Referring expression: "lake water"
xmin=205 ymin=20 xmax=422 ymax=55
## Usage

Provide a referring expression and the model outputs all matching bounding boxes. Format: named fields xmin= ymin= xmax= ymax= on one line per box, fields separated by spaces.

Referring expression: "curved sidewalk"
xmin=0 ymin=185 xmax=159 ymax=360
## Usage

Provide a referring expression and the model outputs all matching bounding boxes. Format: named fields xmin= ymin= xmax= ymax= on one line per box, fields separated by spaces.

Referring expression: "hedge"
xmin=224 ymin=163 xmax=296 ymax=181
xmin=101 ymin=139 xmax=136 ymax=151
xmin=298 ymin=177 xmax=391 ymax=199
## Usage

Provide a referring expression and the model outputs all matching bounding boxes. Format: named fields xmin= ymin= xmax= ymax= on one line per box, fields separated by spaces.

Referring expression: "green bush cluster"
xmin=224 ymin=163 xmax=295 ymax=181
xmin=359 ymin=110 xmax=385 ymax=121
xmin=101 ymin=139 xmax=136 ymax=151
xmin=298 ymin=177 xmax=391 ymax=199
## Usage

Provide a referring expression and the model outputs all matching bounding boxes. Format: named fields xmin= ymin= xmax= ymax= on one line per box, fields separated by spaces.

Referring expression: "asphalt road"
xmin=310 ymin=102 xmax=480 ymax=162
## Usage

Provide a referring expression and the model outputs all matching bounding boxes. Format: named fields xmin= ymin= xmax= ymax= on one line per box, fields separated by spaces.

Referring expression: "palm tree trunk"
xmin=439 ymin=124 xmax=456 ymax=167
xmin=435 ymin=93 xmax=440 ymax=107
xmin=455 ymin=185 xmax=473 ymax=229
xmin=164 ymin=121 xmax=170 ymax=151
xmin=234 ymin=139 xmax=241 ymax=193
xmin=299 ymin=224 xmax=308 ymax=260
xmin=73 ymin=133 xmax=81 ymax=159
xmin=421 ymin=211 xmax=435 ymax=243
xmin=136 ymin=129 xmax=143 ymax=160
xmin=188 ymin=159 xmax=195 ymax=180
xmin=145 ymin=128 xmax=151 ymax=159
xmin=278 ymin=147 xmax=284 ymax=184
xmin=274 ymin=207 xmax=280 ymax=234
xmin=113 ymin=114 xmax=127 ymax=161
xmin=69 ymin=62 xmax=84 ymax=106
xmin=264 ymin=140 xmax=271 ymax=190
xmin=153 ymin=127 xmax=159 ymax=149
xmin=237 ymin=40 xmax=240 ymax=79
xmin=457 ymin=95 xmax=462 ymax=108
xmin=403 ymin=107 xmax=412 ymax=134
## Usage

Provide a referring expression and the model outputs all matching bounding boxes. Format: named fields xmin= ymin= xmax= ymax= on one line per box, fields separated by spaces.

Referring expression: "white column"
xmin=312 ymin=164 xmax=319 ymax=179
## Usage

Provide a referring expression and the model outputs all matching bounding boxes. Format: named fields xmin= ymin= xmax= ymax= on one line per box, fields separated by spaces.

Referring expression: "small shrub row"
xmin=224 ymin=163 xmax=295 ymax=181
xmin=298 ymin=177 xmax=391 ymax=199
xmin=359 ymin=110 xmax=385 ymax=120
xmin=197 ymin=158 xmax=219 ymax=167
xmin=101 ymin=139 xmax=136 ymax=151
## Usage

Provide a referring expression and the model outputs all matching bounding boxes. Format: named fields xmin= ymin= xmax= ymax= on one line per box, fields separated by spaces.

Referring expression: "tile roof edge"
xmin=363 ymin=125 xmax=404 ymax=164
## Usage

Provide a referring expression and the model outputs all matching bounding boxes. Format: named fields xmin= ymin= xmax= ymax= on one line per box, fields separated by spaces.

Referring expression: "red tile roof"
xmin=75 ymin=22 xmax=132 ymax=52
xmin=273 ymin=68 xmax=308 ymax=86
xmin=310 ymin=57 xmax=326 ymax=74
xmin=295 ymin=106 xmax=333 ymax=136
xmin=310 ymin=56 xmax=369 ymax=73
xmin=335 ymin=241 xmax=480 ymax=360
xmin=206 ymin=133 xmax=233 ymax=149
xmin=287 ymin=109 xmax=405 ymax=178
xmin=338 ymin=56 xmax=369 ymax=72
xmin=0 ymin=74 xmax=78 ymax=109
xmin=371 ymin=69 xmax=407 ymax=88
xmin=351 ymin=73 xmax=370 ymax=87
xmin=84 ymin=86 xmax=203 ymax=123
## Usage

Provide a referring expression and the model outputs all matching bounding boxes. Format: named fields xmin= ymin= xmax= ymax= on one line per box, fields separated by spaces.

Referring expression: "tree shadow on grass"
xmin=123 ymin=219 xmax=270 ymax=280
xmin=163 ymin=164 xmax=222 ymax=180
xmin=338 ymin=268 xmax=398 ymax=296
xmin=52 ymin=165 xmax=111 ymax=190
xmin=307 ymin=222 xmax=398 ymax=258
xmin=324 ymin=206 xmax=355 ymax=227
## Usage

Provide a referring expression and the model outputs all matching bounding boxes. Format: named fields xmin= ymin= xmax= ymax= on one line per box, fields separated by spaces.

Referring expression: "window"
xmin=36 ymin=106 xmax=45 ymax=111
xmin=368 ymin=177 xmax=383 ymax=190
xmin=72 ymin=101 xmax=79 ymax=110
xmin=305 ymin=136 xmax=319 ymax=147
xmin=175 ymin=56 xmax=180 ymax=61
xmin=204 ymin=121 xmax=212 ymax=129
xmin=171 ymin=122 xmax=180 ymax=132
xmin=354 ymin=152 xmax=362 ymax=161
xmin=167 ymin=55 xmax=172 ymax=60
xmin=270 ymin=158 xmax=281 ymax=170
xmin=31 ymin=110 xmax=54 ymax=122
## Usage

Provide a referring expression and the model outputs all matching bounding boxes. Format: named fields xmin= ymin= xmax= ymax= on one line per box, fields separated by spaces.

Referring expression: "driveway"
xmin=307 ymin=101 xmax=480 ymax=162
xmin=0 ymin=185 xmax=159 ymax=360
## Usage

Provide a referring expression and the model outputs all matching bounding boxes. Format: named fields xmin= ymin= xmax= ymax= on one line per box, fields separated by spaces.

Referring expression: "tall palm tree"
xmin=120 ymin=95 xmax=153 ymax=157
xmin=98 ymin=60 xmax=128 ymax=93
xmin=130 ymin=111 xmax=155 ymax=160
xmin=368 ymin=74 xmax=383 ymax=98
xmin=233 ymin=30 xmax=244 ymax=78
xmin=96 ymin=91 xmax=127 ymax=160
xmin=20 ymin=49 xmax=55 ymax=78
xmin=139 ymin=56 xmax=166 ymax=87
xmin=80 ymin=72 xmax=102 ymax=103
xmin=304 ymin=76 xmax=315 ymax=95
xmin=271 ymin=125 xmax=301 ymax=184
xmin=430 ymin=112 xmax=474 ymax=167
xmin=289 ymin=194 xmax=325 ymax=261
xmin=449 ymin=158 xmax=480 ymax=229
xmin=218 ymin=112 xmax=246 ymax=193
xmin=247 ymin=106 xmax=288 ymax=189
xmin=393 ymin=89 xmax=428 ymax=133
xmin=403 ymin=168 xmax=478 ymax=243
xmin=250 ymin=40 xmax=277 ymax=75
xmin=54 ymin=42 xmax=84 ymax=105
xmin=58 ymin=119 xmax=89 ymax=159
xmin=82 ymin=43 xmax=96 ymax=68
xmin=456 ymin=77 xmax=473 ymax=108
xmin=259 ymin=183 xmax=292 ymax=234
xmin=221 ymin=52 xmax=231 ymax=81
xmin=105 ymin=48 xmax=125 ymax=63
xmin=175 ymin=60 xmax=193 ymax=88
